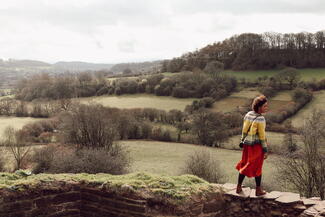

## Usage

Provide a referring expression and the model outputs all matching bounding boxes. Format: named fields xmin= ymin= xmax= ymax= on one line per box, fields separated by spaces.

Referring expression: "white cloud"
xmin=0 ymin=0 xmax=324 ymax=63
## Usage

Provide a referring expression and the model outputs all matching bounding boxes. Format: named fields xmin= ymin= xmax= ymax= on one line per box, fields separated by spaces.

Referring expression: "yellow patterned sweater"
xmin=241 ymin=111 xmax=268 ymax=153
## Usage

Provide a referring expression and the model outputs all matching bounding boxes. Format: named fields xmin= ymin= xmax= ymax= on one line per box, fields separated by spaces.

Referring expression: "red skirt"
xmin=236 ymin=144 xmax=264 ymax=178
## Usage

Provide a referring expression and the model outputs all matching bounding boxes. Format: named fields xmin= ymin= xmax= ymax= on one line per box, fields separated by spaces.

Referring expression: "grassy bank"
xmin=0 ymin=172 xmax=216 ymax=200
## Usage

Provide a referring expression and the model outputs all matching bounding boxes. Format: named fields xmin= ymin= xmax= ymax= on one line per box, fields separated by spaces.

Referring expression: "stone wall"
xmin=218 ymin=183 xmax=324 ymax=217
xmin=0 ymin=181 xmax=149 ymax=217
xmin=0 ymin=181 xmax=324 ymax=217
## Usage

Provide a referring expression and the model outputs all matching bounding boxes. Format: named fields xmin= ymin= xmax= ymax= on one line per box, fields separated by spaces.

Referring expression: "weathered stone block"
xmin=51 ymin=192 xmax=80 ymax=204
xmin=47 ymin=209 xmax=80 ymax=217
xmin=203 ymin=199 xmax=224 ymax=213
xmin=100 ymin=197 xmax=146 ymax=213
xmin=222 ymin=183 xmax=237 ymax=192
xmin=275 ymin=192 xmax=301 ymax=204
xmin=0 ymin=200 xmax=33 ymax=213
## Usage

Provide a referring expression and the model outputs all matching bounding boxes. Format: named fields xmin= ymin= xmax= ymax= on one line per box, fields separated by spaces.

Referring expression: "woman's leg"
xmin=236 ymin=173 xmax=245 ymax=193
xmin=255 ymin=175 xmax=266 ymax=196
xmin=238 ymin=173 xmax=245 ymax=185
xmin=255 ymin=175 xmax=262 ymax=187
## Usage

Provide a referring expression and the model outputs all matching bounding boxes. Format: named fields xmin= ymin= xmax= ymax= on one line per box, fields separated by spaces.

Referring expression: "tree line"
xmin=5 ymin=103 xmax=241 ymax=146
xmin=15 ymin=68 xmax=237 ymax=101
xmin=162 ymin=30 xmax=325 ymax=71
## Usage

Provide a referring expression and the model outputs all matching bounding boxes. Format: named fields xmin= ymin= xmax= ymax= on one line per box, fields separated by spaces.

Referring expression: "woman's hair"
xmin=252 ymin=95 xmax=267 ymax=113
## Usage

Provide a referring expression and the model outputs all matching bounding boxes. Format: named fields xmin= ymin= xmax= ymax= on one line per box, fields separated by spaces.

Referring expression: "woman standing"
xmin=236 ymin=95 xmax=269 ymax=196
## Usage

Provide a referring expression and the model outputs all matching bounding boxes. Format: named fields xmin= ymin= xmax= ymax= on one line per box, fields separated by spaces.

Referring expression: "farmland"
xmin=211 ymin=89 xmax=293 ymax=114
xmin=78 ymin=94 xmax=196 ymax=111
xmin=0 ymin=67 xmax=323 ymax=193
xmin=120 ymin=140 xmax=280 ymax=190
xmin=0 ymin=116 xmax=41 ymax=139
xmin=289 ymin=90 xmax=325 ymax=127
xmin=225 ymin=68 xmax=325 ymax=82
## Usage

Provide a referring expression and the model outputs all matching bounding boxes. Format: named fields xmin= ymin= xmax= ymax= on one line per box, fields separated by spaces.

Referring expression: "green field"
xmin=230 ymin=88 xmax=261 ymax=99
xmin=0 ymin=116 xmax=41 ymax=139
xmin=224 ymin=132 xmax=302 ymax=152
xmin=106 ymin=76 xmax=139 ymax=82
xmin=225 ymin=68 xmax=325 ymax=81
xmin=1 ymin=140 xmax=279 ymax=188
xmin=271 ymin=90 xmax=293 ymax=101
xmin=0 ymin=95 xmax=14 ymax=100
xmin=211 ymin=97 xmax=249 ymax=113
xmin=211 ymin=88 xmax=258 ymax=113
xmin=120 ymin=140 xmax=279 ymax=188
xmin=289 ymin=90 xmax=325 ymax=127
xmin=211 ymin=89 xmax=293 ymax=113
xmin=78 ymin=94 xmax=196 ymax=111
xmin=161 ymin=72 xmax=177 ymax=77
xmin=106 ymin=73 xmax=177 ymax=82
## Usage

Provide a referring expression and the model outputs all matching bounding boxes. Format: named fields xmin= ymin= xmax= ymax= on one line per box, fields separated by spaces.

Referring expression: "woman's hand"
xmin=264 ymin=153 xmax=268 ymax=159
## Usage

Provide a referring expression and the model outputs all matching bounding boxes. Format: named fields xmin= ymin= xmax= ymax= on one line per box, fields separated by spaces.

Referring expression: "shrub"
xmin=38 ymin=132 xmax=54 ymax=143
xmin=22 ymin=122 xmax=44 ymax=138
xmin=140 ymin=122 xmax=152 ymax=139
xmin=203 ymin=61 xmax=224 ymax=75
xmin=200 ymin=97 xmax=215 ymax=108
xmin=31 ymin=145 xmax=57 ymax=174
xmin=274 ymin=67 xmax=300 ymax=89
xmin=151 ymin=127 xmax=172 ymax=142
xmin=191 ymin=109 xmax=228 ymax=146
xmin=172 ymin=86 xmax=191 ymax=98
xmin=181 ymin=149 xmax=225 ymax=183
xmin=258 ymin=86 xmax=277 ymax=98
xmin=276 ymin=111 xmax=325 ymax=199
xmin=283 ymin=133 xmax=298 ymax=153
xmin=30 ymin=103 xmax=48 ymax=118
xmin=292 ymin=88 xmax=313 ymax=104
xmin=21 ymin=119 xmax=58 ymax=142
xmin=51 ymin=145 xmax=131 ymax=174
xmin=14 ymin=101 xmax=29 ymax=117
xmin=161 ymin=130 xmax=172 ymax=142
xmin=33 ymin=144 xmax=131 ymax=174
xmin=179 ymin=134 xmax=197 ymax=144
xmin=0 ymin=156 xmax=5 ymax=172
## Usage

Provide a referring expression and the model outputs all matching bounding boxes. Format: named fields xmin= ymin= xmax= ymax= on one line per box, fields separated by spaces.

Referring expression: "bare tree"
xmin=2 ymin=126 xmax=31 ymax=170
xmin=0 ymin=98 xmax=15 ymax=116
xmin=276 ymin=110 xmax=325 ymax=199
xmin=59 ymin=104 xmax=117 ymax=150
xmin=58 ymin=98 xmax=72 ymax=111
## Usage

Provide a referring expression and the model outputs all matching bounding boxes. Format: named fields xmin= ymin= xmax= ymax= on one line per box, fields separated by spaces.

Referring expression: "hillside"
xmin=162 ymin=30 xmax=325 ymax=72
xmin=0 ymin=59 xmax=50 ymax=67
xmin=110 ymin=60 xmax=162 ymax=74
xmin=53 ymin=61 xmax=113 ymax=72
xmin=0 ymin=59 xmax=164 ymax=89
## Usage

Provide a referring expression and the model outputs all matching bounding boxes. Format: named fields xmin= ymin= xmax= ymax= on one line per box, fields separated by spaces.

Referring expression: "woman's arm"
xmin=241 ymin=118 xmax=250 ymax=141
xmin=257 ymin=117 xmax=268 ymax=153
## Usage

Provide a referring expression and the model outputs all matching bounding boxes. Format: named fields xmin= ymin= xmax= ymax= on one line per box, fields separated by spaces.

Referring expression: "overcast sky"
xmin=0 ymin=0 xmax=324 ymax=64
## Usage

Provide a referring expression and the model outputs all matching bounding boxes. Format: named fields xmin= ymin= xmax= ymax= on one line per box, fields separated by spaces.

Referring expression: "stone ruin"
xmin=0 ymin=176 xmax=324 ymax=217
